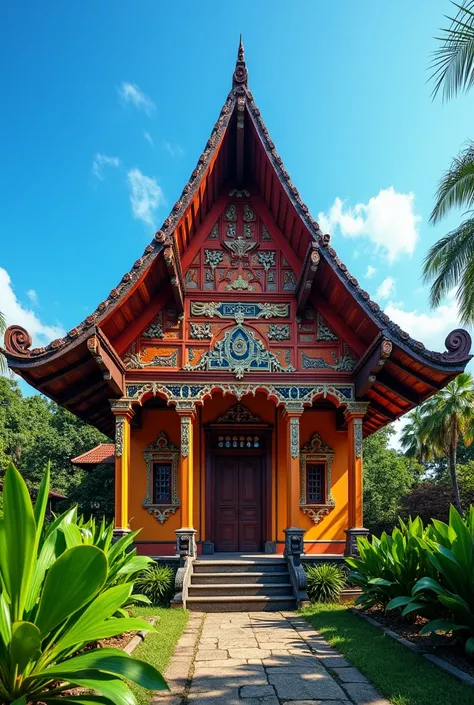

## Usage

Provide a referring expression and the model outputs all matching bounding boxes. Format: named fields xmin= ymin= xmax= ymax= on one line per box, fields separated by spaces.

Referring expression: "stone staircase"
xmin=186 ymin=557 xmax=297 ymax=612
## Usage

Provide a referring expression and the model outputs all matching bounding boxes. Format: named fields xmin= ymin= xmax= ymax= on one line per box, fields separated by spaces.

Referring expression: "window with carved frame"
xmin=299 ymin=432 xmax=335 ymax=525
xmin=142 ymin=431 xmax=179 ymax=524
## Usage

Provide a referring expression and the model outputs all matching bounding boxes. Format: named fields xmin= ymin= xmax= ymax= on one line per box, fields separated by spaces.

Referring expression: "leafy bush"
xmin=135 ymin=564 xmax=175 ymax=606
xmin=0 ymin=461 xmax=167 ymax=703
xmin=305 ymin=563 xmax=346 ymax=603
xmin=346 ymin=516 xmax=435 ymax=610
xmin=386 ymin=506 xmax=474 ymax=656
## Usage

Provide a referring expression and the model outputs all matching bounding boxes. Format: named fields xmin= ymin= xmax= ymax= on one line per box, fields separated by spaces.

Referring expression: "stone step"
xmin=192 ymin=571 xmax=291 ymax=585
xmin=186 ymin=595 xmax=297 ymax=612
xmin=194 ymin=560 xmax=286 ymax=574
xmin=188 ymin=583 xmax=294 ymax=597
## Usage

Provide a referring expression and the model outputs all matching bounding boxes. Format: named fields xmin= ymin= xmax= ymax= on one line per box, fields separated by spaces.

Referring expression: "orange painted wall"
xmin=128 ymin=397 xmax=349 ymax=555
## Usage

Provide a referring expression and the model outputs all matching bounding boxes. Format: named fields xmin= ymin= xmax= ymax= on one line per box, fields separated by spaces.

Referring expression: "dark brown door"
xmin=214 ymin=455 xmax=262 ymax=552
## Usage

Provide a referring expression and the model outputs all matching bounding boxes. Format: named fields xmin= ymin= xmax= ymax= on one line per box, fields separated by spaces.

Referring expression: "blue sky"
xmin=1 ymin=0 xmax=473 ymax=385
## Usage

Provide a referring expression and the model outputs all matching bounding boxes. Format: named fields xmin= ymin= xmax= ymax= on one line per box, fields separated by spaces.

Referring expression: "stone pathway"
xmin=154 ymin=611 xmax=390 ymax=705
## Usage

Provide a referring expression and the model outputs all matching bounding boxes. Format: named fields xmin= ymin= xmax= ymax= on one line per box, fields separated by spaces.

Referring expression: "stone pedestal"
xmin=112 ymin=527 xmax=131 ymax=543
xmin=202 ymin=540 xmax=214 ymax=555
xmin=284 ymin=527 xmax=305 ymax=562
xmin=344 ymin=527 xmax=369 ymax=557
xmin=265 ymin=540 xmax=277 ymax=554
xmin=176 ymin=528 xmax=197 ymax=558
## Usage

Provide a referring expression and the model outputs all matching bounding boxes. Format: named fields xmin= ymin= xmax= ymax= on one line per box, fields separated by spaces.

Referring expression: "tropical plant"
xmin=400 ymin=408 xmax=435 ymax=465
xmin=386 ymin=506 xmax=474 ymax=656
xmin=423 ymin=2 xmax=474 ymax=324
xmin=346 ymin=517 xmax=434 ymax=610
xmin=0 ymin=461 xmax=167 ymax=703
xmin=135 ymin=564 xmax=175 ymax=606
xmin=305 ymin=563 xmax=346 ymax=603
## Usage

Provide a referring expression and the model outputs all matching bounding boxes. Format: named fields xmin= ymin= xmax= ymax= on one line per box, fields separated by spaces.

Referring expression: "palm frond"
xmin=430 ymin=1 xmax=474 ymax=101
xmin=430 ymin=141 xmax=474 ymax=223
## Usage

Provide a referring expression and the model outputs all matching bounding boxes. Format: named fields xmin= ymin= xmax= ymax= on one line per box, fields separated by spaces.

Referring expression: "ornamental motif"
xmin=226 ymin=274 xmax=255 ymax=292
xmin=300 ymin=432 xmax=336 ymax=507
xmin=229 ymin=189 xmax=250 ymax=198
xmin=183 ymin=322 xmax=296 ymax=379
xmin=217 ymin=403 xmax=261 ymax=424
xmin=180 ymin=416 xmax=191 ymax=458
xmin=225 ymin=205 xmax=237 ymax=220
xmin=290 ymin=417 xmax=300 ymax=459
xmin=204 ymin=249 xmax=223 ymax=270
xmin=261 ymin=225 xmax=272 ymax=241
xmin=115 ymin=417 xmax=125 ymax=457
xmin=268 ymin=324 xmax=290 ymax=341
xmin=189 ymin=322 xmax=213 ymax=340
xmin=243 ymin=204 xmax=255 ymax=221
xmin=316 ymin=313 xmax=338 ymax=342
xmin=207 ymin=223 xmax=219 ymax=239
xmin=354 ymin=417 xmax=363 ymax=459
xmin=190 ymin=301 xmax=290 ymax=320
xmin=124 ymin=349 xmax=178 ymax=369
xmin=301 ymin=346 xmax=357 ymax=372
xmin=143 ymin=431 xmax=179 ymax=524
xmin=301 ymin=506 xmax=331 ymax=525
xmin=143 ymin=312 xmax=164 ymax=338
xmin=226 ymin=223 xmax=236 ymax=237
xmin=258 ymin=251 xmax=276 ymax=271
xmin=224 ymin=237 xmax=258 ymax=259
xmin=283 ymin=271 xmax=297 ymax=291
xmin=184 ymin=269 xmax=198 ymax=289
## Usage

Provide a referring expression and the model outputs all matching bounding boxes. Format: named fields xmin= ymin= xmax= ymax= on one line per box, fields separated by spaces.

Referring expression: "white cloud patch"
xmin=385 ymin=292 xmax=460 ymax=353
xmin=118 ymin=82 xmax=155 ymax=115
xmin=376 ymin=276 xmax=396 ymax=301
xmin=143 ymin=131 xmax=154 ymax=147
xmin=0 ymin=268 xmax=65 ymax=352
xmin=26 ymin=289 xmax=38 ymax=305
xmin=163 ymin=141 xmax=184 ymax=158
xmin=127 ymin=168 xmax=164 ymax=227
xmin=92 ymin=153 xmax=120 ymax=180
xmin=318 ymin=187 xmax=421 ymax=263
xmin=365 ymin=265 xmax=376 ymax=279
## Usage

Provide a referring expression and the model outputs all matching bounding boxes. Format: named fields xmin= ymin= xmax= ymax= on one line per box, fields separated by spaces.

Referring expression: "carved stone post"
xmin=110 ymin=400 xmax=134 ymax=540
xmin=283 ymin=405 xmax=305 ymax=560
xmin=175 ymin=402 xmax=196 ymax=558
xmin=344 ymin=402 xmax=369 ymax=556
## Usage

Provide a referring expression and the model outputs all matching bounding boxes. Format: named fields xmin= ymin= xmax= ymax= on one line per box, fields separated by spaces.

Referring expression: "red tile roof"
xmin=71 ymin=443 xmax=115 ymax=466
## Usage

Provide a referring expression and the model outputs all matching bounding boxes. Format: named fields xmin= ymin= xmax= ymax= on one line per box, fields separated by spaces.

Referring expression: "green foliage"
xmin=346 ymin=516 xmax=434 ymax=610
xmin=363 ymin=427 xmax=418 ymax=535
xmin=305 ymin=563 xmax=346 ymax=603
xmin=385 ymin=505 xmax=474 ymax=657
xmin=135 ymin=564 xmax=175 ymax=606
xmin=0 ymin=461 xmax=166 ymax=703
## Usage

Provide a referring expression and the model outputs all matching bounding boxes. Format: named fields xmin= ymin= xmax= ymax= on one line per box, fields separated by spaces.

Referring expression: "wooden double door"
xmin=214 ymin=453 xmax=263 ymax=552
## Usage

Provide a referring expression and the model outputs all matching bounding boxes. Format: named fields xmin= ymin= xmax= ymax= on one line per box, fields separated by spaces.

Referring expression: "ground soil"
xmin=364 ymin=606 xmax=474 ymax=678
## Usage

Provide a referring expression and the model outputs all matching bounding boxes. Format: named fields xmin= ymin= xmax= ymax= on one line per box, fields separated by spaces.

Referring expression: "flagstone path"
xmin=153 ymin=611 xmax=390 ymax=705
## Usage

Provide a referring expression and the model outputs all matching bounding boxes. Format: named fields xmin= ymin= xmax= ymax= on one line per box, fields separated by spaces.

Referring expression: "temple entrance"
xmin=214 ymin=454 xmax=263 ymax=552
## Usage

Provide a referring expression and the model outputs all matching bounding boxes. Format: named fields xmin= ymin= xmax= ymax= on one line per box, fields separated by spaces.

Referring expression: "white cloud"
xmin=127 ymin=168 xmax=164 ymax=227
xmin=376 ymin=276 xmax=396 ymax=301
xmin=118 ymin=82 xmax=155 ymax=115
xmin=0 ymin=268 xmax=65 ymax=353
xmin=92 ymin=153 xmax=120 ymax=180
xmin=163 ymin=141 xmax=184 ymax=158
xmin=26 ymin=289 xmax=38 ymax=305
xmin=144 ymin=131 xmax=154 ymax=147
xmin=318 ymin=187 xmax=421 ymax=263
xmin=385 ymin=292 xmax=460 ymax=353
xmin=365 ymin=265 xmax=377 ymax=279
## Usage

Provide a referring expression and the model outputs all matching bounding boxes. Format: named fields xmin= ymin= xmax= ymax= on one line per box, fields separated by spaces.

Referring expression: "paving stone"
xmin=281 ymin=701 xmax=349 ymax=705
xmin=316 ymin=655 xmax=352 ymax=668
xmin=229 ymin=648 xmax=271 ymax=659
xmin=332 ymin=667 xmax=369 ymax=683
xmin=195 ymin=649 xmax=228 ymax=661
xmin=193 ymin=659 xmax=247 ymax=670
xmin=268 ymin=672 xmax=346 ymax=701
xmin=187 ymin=689 xmax=240 ymax=704
xmin=240 ymin=684 xmax=276 ymax=697
xmin=343 ymin=682 xmax=390 ymax=704
xmin=241 ymin=698 xmax=279 ymax=705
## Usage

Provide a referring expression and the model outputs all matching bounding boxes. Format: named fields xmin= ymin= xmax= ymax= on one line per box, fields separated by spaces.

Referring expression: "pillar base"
xmin=344 ymin=527 xmax=369 ymax=557
xmin=113 ymin=527 xmax=131 ymax=543
xmin=202 ymin=541 xmax=214 ymax=555
xmin=283 ymin=528 xmax=305 ymax=559
xmin=176 ymin=528 xmax=197 ymax=558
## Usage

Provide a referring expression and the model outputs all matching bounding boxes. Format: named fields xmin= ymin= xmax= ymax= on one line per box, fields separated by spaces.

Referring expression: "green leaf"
xmin=66 ymin=672 xmax=137 ymax=705
xmin=35 ymin=545 xmax=107 ymax=637
xmin=11 ymin=697 xmax=27 ymax=705
xmin=0 ymin=593 xmax=12 ymax=644
xmin=401 ymin=602 xmax=426 ymax=618
xmin=3 ymin=462 xmax=36 ymax=621
xmin=117 ymin=556 xmax=152 ymax=576
xmin=40 ymin=647 xmax=167 ymax=691
xmin=420 ymin=619 xmax=469 ymax=635
xmin=412 ymin=577 xmax=450 ymax=596
xmin=465 ymin=637 xmax=474 ymax=658
xmin=386 ymin=596 xmax=411 ymax=611
xmin=43 ymin=697 xmax=112 ymax=704
xmin=10 ymin=621 xmax=41 ymax=672
xmin=34 ymin=462 xmax=51 ymax=545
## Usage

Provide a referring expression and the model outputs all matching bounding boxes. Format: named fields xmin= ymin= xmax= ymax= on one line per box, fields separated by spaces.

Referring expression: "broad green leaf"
xmin=33 ymin=462 xmax=51 ymax=545
xmin=117 ymin=556 xmax=152 ymax=576
xmin=36 ymin=545 xmax=107 ymax=637
xmin=129 ymin=594 xmax=151 ymax=605
xmin=66 ymin=672 xmax=136 ymax=705
xmin=11 ymin=697 xmax=27 ymax=705
xmin=61 ymin=522 xmax=85 ymax=549
xmin=0 ymin=593 xmax=12 ymax=644
xmin=449 ymin=505 xmax=473 ymax=570
xmin=412 ymin=577 xmax=449 ymax=596
xmin=465 ymin=637 xmax=474 ymax=658
xmin=57 ymin=617 xmax=154 ymax=654
xmin=3 ymin=462 xmax=36 ymax=620
xmin=386 ymin=596 xmax=411 ymax=611
xmin=43 ymin=697 xmax=112 ymax=704
xmin=401 ymin=601 xmax=426 ymax=617
xmin=10 ymin=621 xmax=41 ymax=672
xmin=420 ymin=619 xmax=469 ymax=635
xmin=40 ymin=647 xmax=167 ymax=690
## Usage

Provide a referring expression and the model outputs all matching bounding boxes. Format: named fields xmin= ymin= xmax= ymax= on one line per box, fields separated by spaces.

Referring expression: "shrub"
xmin=0 ymin=461 xmax=167 ymax=703
xmin=135 ymin=564 xmax=175 ymax=606
xmin=305 ymin=563 xmax=346 ymax=603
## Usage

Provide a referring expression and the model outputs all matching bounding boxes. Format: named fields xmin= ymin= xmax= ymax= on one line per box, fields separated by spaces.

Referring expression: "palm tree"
xmin=411 ymin=373 xmax=474 ymax=513
xmin=423 ymin=1 xmax=474 ymax=324
xmin=400 ymin=406 xmax=434 ymax=464
xmin=0 ymin=311 xmax=6 ymax=375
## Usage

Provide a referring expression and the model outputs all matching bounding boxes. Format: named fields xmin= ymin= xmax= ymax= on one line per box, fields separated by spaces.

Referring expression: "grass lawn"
xmin=302 ymin=603 xmax=473 ymax=705
xmin=129 ymin=606 xmax=189 ymax=705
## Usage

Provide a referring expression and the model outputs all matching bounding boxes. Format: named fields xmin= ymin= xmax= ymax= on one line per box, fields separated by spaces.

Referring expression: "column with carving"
xmin=344 ymin=402 xmax=369 ymax=556
xmin=283 ymin=406 xmax=305 ymax=558
xmin=111 ymin=400 xmax=134 ymax=539
xmin=175 ymin=403 xmax=196 ymax=558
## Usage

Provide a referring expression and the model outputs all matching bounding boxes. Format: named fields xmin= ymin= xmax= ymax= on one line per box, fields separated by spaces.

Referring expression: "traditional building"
xmin=3 ymin=41 xmax=472 ymax=606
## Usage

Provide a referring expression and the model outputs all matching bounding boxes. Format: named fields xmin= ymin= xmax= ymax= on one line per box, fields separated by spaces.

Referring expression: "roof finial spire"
xmin=233 ymin=34 xmax=248 ymax=88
